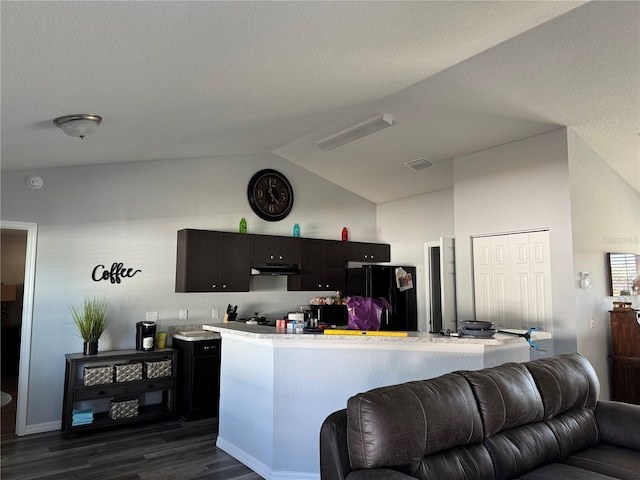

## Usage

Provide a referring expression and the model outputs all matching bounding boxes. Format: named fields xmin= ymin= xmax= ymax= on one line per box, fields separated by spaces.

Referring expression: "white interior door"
xmin=440 ymin=237 xmax=457 ymax=331
xmin=473 ymin=231 xmax=552 ymax=332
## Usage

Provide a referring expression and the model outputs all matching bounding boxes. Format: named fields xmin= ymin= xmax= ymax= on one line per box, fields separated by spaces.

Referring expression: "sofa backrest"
xmin=462 ymin=353 xmax=600 ymax=479
xmin=345 ymin=353 xmax=601 ymax=480
xmin=346 ymin=372 xmax=492 ymax=475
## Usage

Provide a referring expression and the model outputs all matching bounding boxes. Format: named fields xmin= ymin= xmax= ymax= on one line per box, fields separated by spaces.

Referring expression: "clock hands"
xmin=268 ymin=186 xmax=281 ymax=206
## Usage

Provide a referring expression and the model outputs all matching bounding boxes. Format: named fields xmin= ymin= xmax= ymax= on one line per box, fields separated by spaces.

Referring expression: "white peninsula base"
xmin=204 ymin=324 xmax=549 ymax=480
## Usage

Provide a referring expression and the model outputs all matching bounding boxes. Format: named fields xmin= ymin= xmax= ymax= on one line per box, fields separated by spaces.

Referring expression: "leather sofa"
xmin=320 ymin=353 xmax=640 ymax=479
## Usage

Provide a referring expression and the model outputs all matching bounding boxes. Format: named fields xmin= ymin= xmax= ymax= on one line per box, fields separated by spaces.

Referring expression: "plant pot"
xmin=83 ymin=341 xmax=99 ymax=355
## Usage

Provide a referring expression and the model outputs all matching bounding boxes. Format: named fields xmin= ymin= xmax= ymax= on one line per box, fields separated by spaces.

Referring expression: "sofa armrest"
xmin=596 ymin=400 xmax=640 ymax=451
xmin=320 ymin=409 xmax=352 ymax=480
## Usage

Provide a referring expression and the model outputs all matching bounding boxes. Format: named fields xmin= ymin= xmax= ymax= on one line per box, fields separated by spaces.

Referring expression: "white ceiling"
xmin=2 ymin=1 xmax=638 ymax=204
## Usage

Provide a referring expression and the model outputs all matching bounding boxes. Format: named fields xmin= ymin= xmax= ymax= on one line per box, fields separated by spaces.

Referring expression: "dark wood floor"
xmin=1 ymin=416 xmax=264 ymax=480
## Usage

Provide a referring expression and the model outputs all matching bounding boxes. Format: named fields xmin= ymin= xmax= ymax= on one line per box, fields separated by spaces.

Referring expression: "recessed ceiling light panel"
xmin=317 ymin=114 xmax=395 ymax=151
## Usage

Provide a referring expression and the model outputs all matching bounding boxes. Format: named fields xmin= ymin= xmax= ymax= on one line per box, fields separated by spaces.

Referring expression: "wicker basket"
xmin=108 ymin=398 xmax=139 ymax=420
xmin=114 ymin=362 xmax=142 ymax=382
xmin=83 ymin=365 xmax=114 ymax=386
xmin=144 ymin=359 xmax=172 ymax=379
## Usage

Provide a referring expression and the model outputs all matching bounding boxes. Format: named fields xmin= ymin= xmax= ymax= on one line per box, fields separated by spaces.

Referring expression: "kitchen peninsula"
xmin=203 ymin=323 xmax=551 ymax=480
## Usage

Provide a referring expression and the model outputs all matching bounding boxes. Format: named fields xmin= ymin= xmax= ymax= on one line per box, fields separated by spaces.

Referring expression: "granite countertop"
xmin=202 ymin=323 xmax=551 ymax=346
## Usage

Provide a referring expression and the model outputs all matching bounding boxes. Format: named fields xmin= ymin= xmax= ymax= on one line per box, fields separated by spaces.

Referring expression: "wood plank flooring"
xmin=1 ymin=417 xmax=264 ymax=480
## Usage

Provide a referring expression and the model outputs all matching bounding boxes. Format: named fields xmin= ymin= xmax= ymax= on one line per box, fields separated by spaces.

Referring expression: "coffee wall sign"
xmin=92 ymin=262 xmax=142 ymax=284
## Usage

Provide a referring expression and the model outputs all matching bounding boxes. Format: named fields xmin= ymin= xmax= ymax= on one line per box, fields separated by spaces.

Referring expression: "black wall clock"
xmin=247 ymin=169 xmax=294 ymax=221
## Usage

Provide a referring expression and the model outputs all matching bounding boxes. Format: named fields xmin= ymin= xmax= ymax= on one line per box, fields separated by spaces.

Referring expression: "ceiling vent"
xmin=404 ymin=158 xmax=434 ymax=171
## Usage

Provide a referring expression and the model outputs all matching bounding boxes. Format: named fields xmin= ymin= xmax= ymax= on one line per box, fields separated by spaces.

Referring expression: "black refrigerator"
xmin=346 ymin=265 xmax=418 ymax=331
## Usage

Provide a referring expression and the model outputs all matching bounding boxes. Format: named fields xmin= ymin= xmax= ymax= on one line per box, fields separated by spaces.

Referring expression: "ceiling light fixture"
xmin=316 ymin=113 xmax=395 ymax=151
xmin=53 ymin=114 xmax=102 ymax=139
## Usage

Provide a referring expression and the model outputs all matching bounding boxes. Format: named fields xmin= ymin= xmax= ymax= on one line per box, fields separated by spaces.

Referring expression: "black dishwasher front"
xmin=173 ymin=337 xmax=221 ymax=421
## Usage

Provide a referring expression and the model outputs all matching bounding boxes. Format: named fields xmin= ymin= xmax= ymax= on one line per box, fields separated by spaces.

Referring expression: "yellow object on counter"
xmin=324 ymin=329 xmax=408 ymax=337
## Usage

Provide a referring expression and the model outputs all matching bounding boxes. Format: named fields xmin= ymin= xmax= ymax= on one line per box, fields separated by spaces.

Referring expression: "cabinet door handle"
xmin=279 ymin=255 xmax=283 ymax=260
xmin=212 ymin=284 xmax=217 ymax=289
xmin=202 ymin=345 xmax=217 ymax=351
xmin=370 ymin=255 xmax=374 ymax=259
xmin=270 ymin=255 xmax=275 ymax=260
xmin=222 ymin=284 xmax=227 ymax=289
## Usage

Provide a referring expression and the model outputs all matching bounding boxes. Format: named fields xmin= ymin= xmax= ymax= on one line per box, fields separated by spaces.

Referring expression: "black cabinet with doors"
xmin=288 ymin=239 xmax=346 ymax=291
xmin=175 ymin=229 xmax=250 ymax=292
xmin=346 ymin=241 xmax=390 ymax=263
xmin=173 ymin=337 xmax=221 ymax=420
xmin=250 ymin=234 xmax=300 ymax=265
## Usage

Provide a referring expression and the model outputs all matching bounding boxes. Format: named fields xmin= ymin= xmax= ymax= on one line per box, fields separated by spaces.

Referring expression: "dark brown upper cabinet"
xmin=346 ymin=241 xmax=390 ymax=263
xmin=288 ymin=239 xmax=346 ymax=292
xmin=250 ymin=234 xmax=300 ymax=265
xmin=175 ymin=229 xmax=250 ymax=292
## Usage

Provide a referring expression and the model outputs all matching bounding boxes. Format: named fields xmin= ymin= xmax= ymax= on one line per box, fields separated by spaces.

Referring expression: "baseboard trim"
xmin=23 ymin=420 xmax=60 ymax=436
xmin=216 ymin=436 xmax=319 ymax=480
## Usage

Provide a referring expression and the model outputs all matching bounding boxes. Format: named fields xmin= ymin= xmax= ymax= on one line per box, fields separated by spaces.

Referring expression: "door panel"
xmin=473 ymin=231 xmax=552 ymax=333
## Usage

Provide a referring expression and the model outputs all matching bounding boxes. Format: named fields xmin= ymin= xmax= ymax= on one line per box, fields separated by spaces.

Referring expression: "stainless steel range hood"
xmin=250 ymin=264 xmax=300 ymax=275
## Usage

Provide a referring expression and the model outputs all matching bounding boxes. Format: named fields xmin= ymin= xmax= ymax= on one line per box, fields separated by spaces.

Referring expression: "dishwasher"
xmin=172 ymin=331 xmax=221 ymax=421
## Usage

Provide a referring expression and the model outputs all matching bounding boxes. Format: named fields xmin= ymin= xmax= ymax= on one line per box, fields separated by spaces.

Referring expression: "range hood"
xmin=250 ymin=264 xmax=300 ymax=276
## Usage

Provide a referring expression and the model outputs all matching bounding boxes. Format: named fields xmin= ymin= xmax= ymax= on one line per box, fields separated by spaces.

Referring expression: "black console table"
xmin=61 ymin=348 xmax=177 ymax=438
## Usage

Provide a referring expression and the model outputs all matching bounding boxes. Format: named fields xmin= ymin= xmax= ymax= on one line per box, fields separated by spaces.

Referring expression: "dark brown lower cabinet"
xmin=174 ymin=338 xmax=221 ymax=420
xmin=609 ymin=309 xmax=640 ymax=405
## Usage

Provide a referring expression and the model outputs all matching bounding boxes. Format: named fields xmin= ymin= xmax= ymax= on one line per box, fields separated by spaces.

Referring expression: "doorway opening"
xmin=1 ymin=222 xmax=37 ymax=437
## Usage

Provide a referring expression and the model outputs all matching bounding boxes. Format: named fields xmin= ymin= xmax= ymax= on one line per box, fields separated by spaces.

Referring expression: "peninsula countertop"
xmin=202 ymin=322 xmax=551 ymax=346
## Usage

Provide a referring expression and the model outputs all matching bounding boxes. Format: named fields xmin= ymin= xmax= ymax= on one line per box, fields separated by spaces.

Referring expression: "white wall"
xmin=453 ymin=129 xmax=576 ymax=356
xmin=568 ymin=130 xmax=640 ymax=400
xmin=0 ymin=153 xmax=377 ymax=431
xmin=377 ymin=189 xmax=455 ymax=331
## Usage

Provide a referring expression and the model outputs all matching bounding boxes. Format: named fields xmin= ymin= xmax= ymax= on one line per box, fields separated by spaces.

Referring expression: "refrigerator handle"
xmin=387 ymin=287 xmax=396 ymax=326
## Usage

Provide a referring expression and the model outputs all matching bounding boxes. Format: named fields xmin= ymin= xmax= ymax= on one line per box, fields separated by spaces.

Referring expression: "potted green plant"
xmin=70 ymin=297 xmax=109 ymax=355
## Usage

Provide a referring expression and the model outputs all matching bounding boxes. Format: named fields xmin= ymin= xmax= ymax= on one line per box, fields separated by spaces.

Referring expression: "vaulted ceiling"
xmin=2 ymin=1 xmax=638 ymax=203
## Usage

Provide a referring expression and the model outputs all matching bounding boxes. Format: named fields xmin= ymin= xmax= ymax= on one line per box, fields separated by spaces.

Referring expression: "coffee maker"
xmin=136 ymin=321 xmax=157 ymax=351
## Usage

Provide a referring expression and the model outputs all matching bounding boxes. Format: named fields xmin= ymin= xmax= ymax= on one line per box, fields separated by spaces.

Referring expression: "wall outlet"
xmin=146 ymin=311 xmax=158 ymax=322
xmin=589 ymin=315 xmax=596 ymax=329
xmin=180 ymin=309 xmax=188 ymax=321
xmin=212 ymin=308 xmax=219 ymax=319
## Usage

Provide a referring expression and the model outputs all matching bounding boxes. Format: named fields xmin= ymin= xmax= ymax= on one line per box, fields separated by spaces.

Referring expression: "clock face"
xmin=247 ymin=169 xmax=294 ymax=221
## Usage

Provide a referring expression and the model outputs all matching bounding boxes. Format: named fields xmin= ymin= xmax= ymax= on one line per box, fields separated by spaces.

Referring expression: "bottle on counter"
xmin=293 ymin=223 xmax=300 ymax=237
xmin=239 ymin=217 xmax=247 ymax=233
xmin=342 ymin=227 xmax=348 ymax=241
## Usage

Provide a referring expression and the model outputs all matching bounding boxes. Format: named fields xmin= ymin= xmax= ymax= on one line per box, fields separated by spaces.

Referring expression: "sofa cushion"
xmin=463 ymin=363 xmax=543 ymax=436
xmin=526 ymin=352 xmax=599 ymax=418
xmin=411 ymin=443 xmax=495 ymax=480
xmin=544 ymin=409 xmax=599 ymax=457
xmin=562 ymin=444 xmax=640 ymax=480
xmin=515 ymin=462 xmax=622 ymax=479
xmin=484 ymin=422 xmax=561 ymax=480
xmin=346 ymin=373 xmax=485 ymax=470
xmin=346 ymin=468 xmax=417 ymax=480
